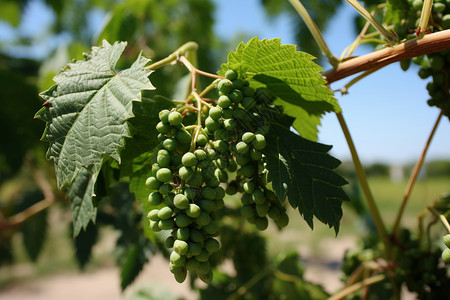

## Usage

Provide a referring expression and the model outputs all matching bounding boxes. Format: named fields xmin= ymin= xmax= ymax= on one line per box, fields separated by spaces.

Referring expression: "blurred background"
xmin=0 ymin=0 xmax=449 ymax=299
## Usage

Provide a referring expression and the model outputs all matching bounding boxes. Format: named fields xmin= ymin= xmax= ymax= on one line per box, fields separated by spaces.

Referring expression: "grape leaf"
xmin=120 ymin=244 xmax=148 ymax=290
xmin=67 ymin=169 xmax=97 ymax=236
xmin=73 ymin=222 xmax=99 ymax=269
xmin=219 ymin=37 xmax=340 ymax=141
xmin=265 ymin=123 xmax=349 ymax=234
xmin=35 ymin=40 xmax=155 ymax=190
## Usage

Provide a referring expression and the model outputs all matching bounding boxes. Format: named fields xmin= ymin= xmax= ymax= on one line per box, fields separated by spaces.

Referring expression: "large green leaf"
xmin=265 ymin=123 xmax=349 ymax=234
xmin=219 ymin=37 xmax=339 ymax=141
xmin=35 ymin=40 xmax=154 ymax=190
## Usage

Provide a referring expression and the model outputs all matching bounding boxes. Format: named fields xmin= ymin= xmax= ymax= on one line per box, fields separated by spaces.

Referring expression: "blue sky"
xmin=1 ymin=0 xmax=449 ymax=165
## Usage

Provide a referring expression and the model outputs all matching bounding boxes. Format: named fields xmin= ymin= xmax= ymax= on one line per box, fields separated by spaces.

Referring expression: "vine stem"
xmin=325 ymin=29 xmax=450 ymax=83
xmin=335 ymin=112 xmax=391 ymax=254
xmin=345 ymin=0 xmax=399 ymax=45
xmin=145 ymin=41 xmax=199 ymax=70
xmin=392 ymin=111 xmax=443 ymax=235
xmin=329 ymin=274 xmax=385 ymax=300
xmin=288 ymin=0 xmax=339 ymax=67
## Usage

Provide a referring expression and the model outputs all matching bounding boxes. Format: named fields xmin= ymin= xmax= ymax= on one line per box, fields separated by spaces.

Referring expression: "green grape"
xmin=204 ymin=238 xmax=220 ymax=253
xmin=268 ymin=206 xmax=281 ymax=220
xmin=146 ymin=176 xmax=162 ymax=191
xmin=186 ymin=172 xmax=204 ymax=187
xmin=236 ymin=154 xmax=250 ymax=166
xmin=158 ymin=206 xmax=174 ymax=220
xmin=418 ymin=68 xmax=431 ymax=79
xmin=171 ymin=153 xmax=183 ymax=166
xmin=195 ymin=212 xmax=211 ymax=227
xmin=243 ymin=181 xmax=256 ymax=194
xmin=227 ymin=159 xmax=238 ymax=172
xmin=229 ymin=89 xmax=243 ymax=103
xmin=181 ymin=152 xmax=197 ymax=167
xmin=159 ymin=183 xmax=173 ymax=195
xmin=170 ymin=251 xmax=186 ymax=266
xmin=148 ymin=192 xmax=163 ymax=206
xmin=225 ymin=181 xmax=239 ymax=195
xmin=255 ymin=216 xmax=269 ymax=231
xmin=223 ymin=118 xmax=237 ymax=131
xmin=194 ymin=149 xmax=207 ymax=161
xmin=174 ymin=193 xmax=189 ymax=210
xmin=165 ymin=236 xmax=175 ymax=248
xmin=196 ymin=134 xmax=208 ymax=146
xmin=214 ymin=128 xmax=228 ymax=140
xmin=241 ymin=193 xmax=252 ymax=205
xmin=157 ymin=149 xmax=171 ymax=167
xmin=186 ymin=203 xmax=201 ymax=218
xmin=159 ymin=109 xmax=170 ymax=123
xmin=203 ymin=222 xmax=219 ymax=235
xmin=252 ymin=189 xmax=266 ymax=205
xmin=215 ymin=168 xmax=228 ymax=182
xmin=176 ymin=129 xmax=192 ymax=144
xmin=221 ymin=108 xmax=233 ymax=118
xmin=179 ymin=166 xmax=194 ymax=181
xmin=276 ymin=213 xmax=289 ymax=228
xmin=250 ymin=148 xmax=262 ymax=161
xmin=236 ymin=141 xmax=249 ymax=154
xmin=156 ymin=168 xmax=173 ymax=183
xmin=147 ymin=209 xmax=160 ymax=221
xmin=149 ymin=220 xmax=161 ymax=232
xmin=156 ymin=121 xmax=170 ymax=134
xmin=187 ymin=242 xmax=202 ymax=257
xmin=209 ymin=106 xmax=222 ymax=120
xmin=237 ymin=164 xmax=255 ymax=178
xmin=242 ymin=96 xmax=256 ymax=109
xmin=242 ymin=132 xmax=256 ymax=143
xmin=174 ymin=240 xmax=189 ymax=255
xmin=214 ymin=186 xmax=226 ymax=199
xmin=162 ymin=138 xmax=178 ymax=151
xmin=159 ymin=218 xmax=175 ymax=230
xmin=173 ymin=269 xmax=187 ymax=283
xmin=433 ymin=2 xmax=446 ymax=13
xmin=232 ymin=79 xmax=245 ymax=89
xmin=200 ymin=187 xmax=216 ymax=200
xmin=430 ymin=55 xmax=445 ymax=71
xmin=177 ymin=227 xmax=190 ymax=241
xmin=443 ymin=14 xmax=450 ymax=28
xmin=175 ymin=213 xmax=191 ymax=227
xmin=198 ymin=271 xmax=213 ymax=284
xmin=218 ymin=95 xmax=232 ymax=108
xmin=217 ymin=79 xmax=233 ymax=94
xmin=185 ymin=257 xmax=200 ymax=271
xmin=197 ymin=200 xmax=216 ymax=213
xmin=241 ymin=205 xmax=256 ymax=218
xmin=412 ymin=0 xmax=423 ymax=10
xmin=197 ymin=262 xmax=211 ymax=275
xmin=168 ymin=111 xmax=183 ymax=126
xmin=225 ymin=69 xmax=238 ymax=81
xmin=213 ymin=140 xmax=228 ymax=153
xmin=195 ymin=249 xmax=210 ymax=262
xmin=253 ymin=134 xmax=267 ymax=150
xmin=443 ymin=234 xmax=450 ymax=248
xmin=442 ymin=248 xmax=450 ymax=263
xmin=400 ymin=59 xmax=411 ymax=71
xmin=205 ymin=116 xmax=221 ymax=132
xmin=256 ymin=202 xmax=270 ymax=217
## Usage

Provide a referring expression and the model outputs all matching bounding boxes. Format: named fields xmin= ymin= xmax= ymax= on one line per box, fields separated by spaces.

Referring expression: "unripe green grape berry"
xmin=147 ymin=209 xmax=160 ymax=221
xmin=162 ymin=138 xmax=178 ymax=151
xmin=400 ymin=59 xmax=411 ymax=71
xmin=185 ymin=257 xmax=200 ymax=271
xmin=201 ymin=187 xmax=216 ymax=200
xmin=159 ymin=183 xmax=173 ymax=195
xmin=227 ymin=159 xmax=238 ymax=172
xmin=181 ymin=152 xmax=197 ymax=167
xmin=186 ymin=203 xmax=201 ymax=218
xmin=430 ymin=55 xmax=445 ymax=71
xmin=443 ymin=14 xmax=450 ymax=29
xmin=156 ymin=121 xmax=170 ymax=134
xmin=195 ymin=249 xmax=210 ymax=263
xmin=255 ymin=217 xmax=269 ymax=231
xmin=198 ymin=271 xmax=213 ymax=284
xmin=243 ymin=181 xmax=256 ymax=194
xmin=225 ymin=182 xmax=239 ymax=195
xmin=190 ymin=228 xmax=205 ymax=243
xmin=149 ymin=220 xmax=161 ymax=232
xmin=237 ymin=164 xmax=255 ymax=178
xmin=205 ymin=116 xmax=221 ymax=132
xmin=241 ymin=205 xmax=256 ymax=218
xmin=276 ymin=213 xmax=289 ymax=228
xmin=252 ymin=189 xmax=266 ymax=205
xmin=418 ymin=68 xmax=430 ymax=79
xmin=433 ymin=2 xmax=446 ymax=13
xmin=256 ymin=202 xmax=270 ymax=217
xmin=146 ymin=176 xmax=162 ymax=191
xmin=165 ymin=236 xmax=175 ymax=248
xmin=214 ymin=186 xmax=225 ymax=200
xmin=229 ymin=89 xmax=243 ymax=103
xmin=168 ymin=111 xmax=183 ymax=126
xmin=148 ymin=192 xmax=163 ymax=206
xmin=236 ymin=141 xmax=249 ymax=154
xmin=175 ymin=214 xmax=191 ymax=228
xmin=156 ymin=168 xmax=173 ymax=183
xmin=250 ymin=148 xmax=262 ymax=161
xmin=193 ymin=149 xmax=206 ymax=161
xmin=268 ymin=206 xmax=281 ymax=220
xmin=198 ymin=199 xmax=216 ymax=213
xmin=197 ymin=261 xmax=211 ymax=274
xmin=158 ymin=207 xmax=173 ymax=220
xmin=232 ymin=79 xmax=245 ymax=89
xmin=209 ymin=106 xmax=222 ymax=120
xmin=157 ymin=133 xmax=165 ymax=141
xmin=157 ymin=149 xmax=171 ymax=167
xmin=412 ymin=0 xmax=423 ymax=10
xmin=174 ymin=240 xmax=189 ymax=255
xmin=213 ymin=140 xmax=228 ymax=153
xmin=215 ymin=168 xmax=228 ymax=182
xmin=151 ymin=163 xmax=161 ymax=176
xmin=223 ymin=118 xmax=237 ymax=131
xmin=206 ymin=175 xmax=220 ymax=188
xmin=187 ymin=242 xmax=202 ymax=257
xmin=221 ymin=108 xmax=233 ymax=118
xmin=242 ymin=132 xmax=256 ymax=143
xmin=215 ymin=157 xmax=229 ymax=169
xmin=206 ymin=148 xmax=218 ymax=160
xmin=196 ymin=134 xmax=208 ymax=146
xmin=179 ymin=166 xmax=194 ymax=181
xmin=163 ymin=193 xmax=175 ymax=207
xmin=256 ymin=125 xmax=270 ymax=136
xmin=177 ymin=227 xmax=190 ymax=241
xmin=443 ymin=234 xmax=450 ymax=248
xmin=253 ymin=134 xmax=266 ymax=150
xmin=225 ymin=69 xmax=238 ymax=81
xmin=442 ymin=248 xmax=450 ymax=263
xmin=174 ymin=193 xmax=189 ymax=210
xmin=217 ymin=79 xmax=233 ymax=94
xmin=204 ymin=238 xmax=220 ymax=253
xmin=159 ymin=218 xmax=175 ymax=230
xmin=159 ymin=109 xmax=170 ymax=123
xmin=214 ymin=128 xmax=228 ymax=140
xmin=203 ymin=221 xmax=219 ymax=235
xmin=215 ymin=198 xmax=225 ymax=210
xmin=241 ymin=193 xmax=252 ymax=205
xmin=195 ymin=212 xmax=211 ymax=227
xmin=173 ymin=269 xmax=187 ymax=283
xmin=176 ymin=129 xmax=192 ymax=144
xmin=241 ymin=96 xmax=256 ymax=109
xmin=170 ymin=251 xmax=186 ymax=266
xmin=218 ymin=95 xmax=232 ymax=108
xmin=186 ymin=172 xmax=204 ymax=187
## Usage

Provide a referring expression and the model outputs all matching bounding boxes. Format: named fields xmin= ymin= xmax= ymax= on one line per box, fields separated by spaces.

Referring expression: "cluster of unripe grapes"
xmin=442 ymin=233 xmax=450 ymax=262
xmin=145 ymin=70 xmax=289 ymax=283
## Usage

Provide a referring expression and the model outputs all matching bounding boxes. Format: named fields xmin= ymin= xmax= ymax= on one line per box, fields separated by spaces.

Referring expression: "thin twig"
xmin=392 ymin=111 xmax=443 ymax=235
xmin=328 ymin=274 xmax=385 ymax=300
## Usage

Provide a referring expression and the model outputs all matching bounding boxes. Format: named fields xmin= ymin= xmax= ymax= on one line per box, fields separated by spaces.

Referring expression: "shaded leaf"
xmin=120 ymin=244 xmax=148 ymax=290
xmin=265 ymin=123 xmax=349 ymax=234
xmin=73 ymin=222 xmax=99 ymax=269
xmin=219 ymin=37 xmax=339 ymax=140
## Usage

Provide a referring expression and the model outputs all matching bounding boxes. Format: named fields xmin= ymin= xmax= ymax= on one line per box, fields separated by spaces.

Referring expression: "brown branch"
xmin=325 ymin=29 xmax=450 ymax=84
